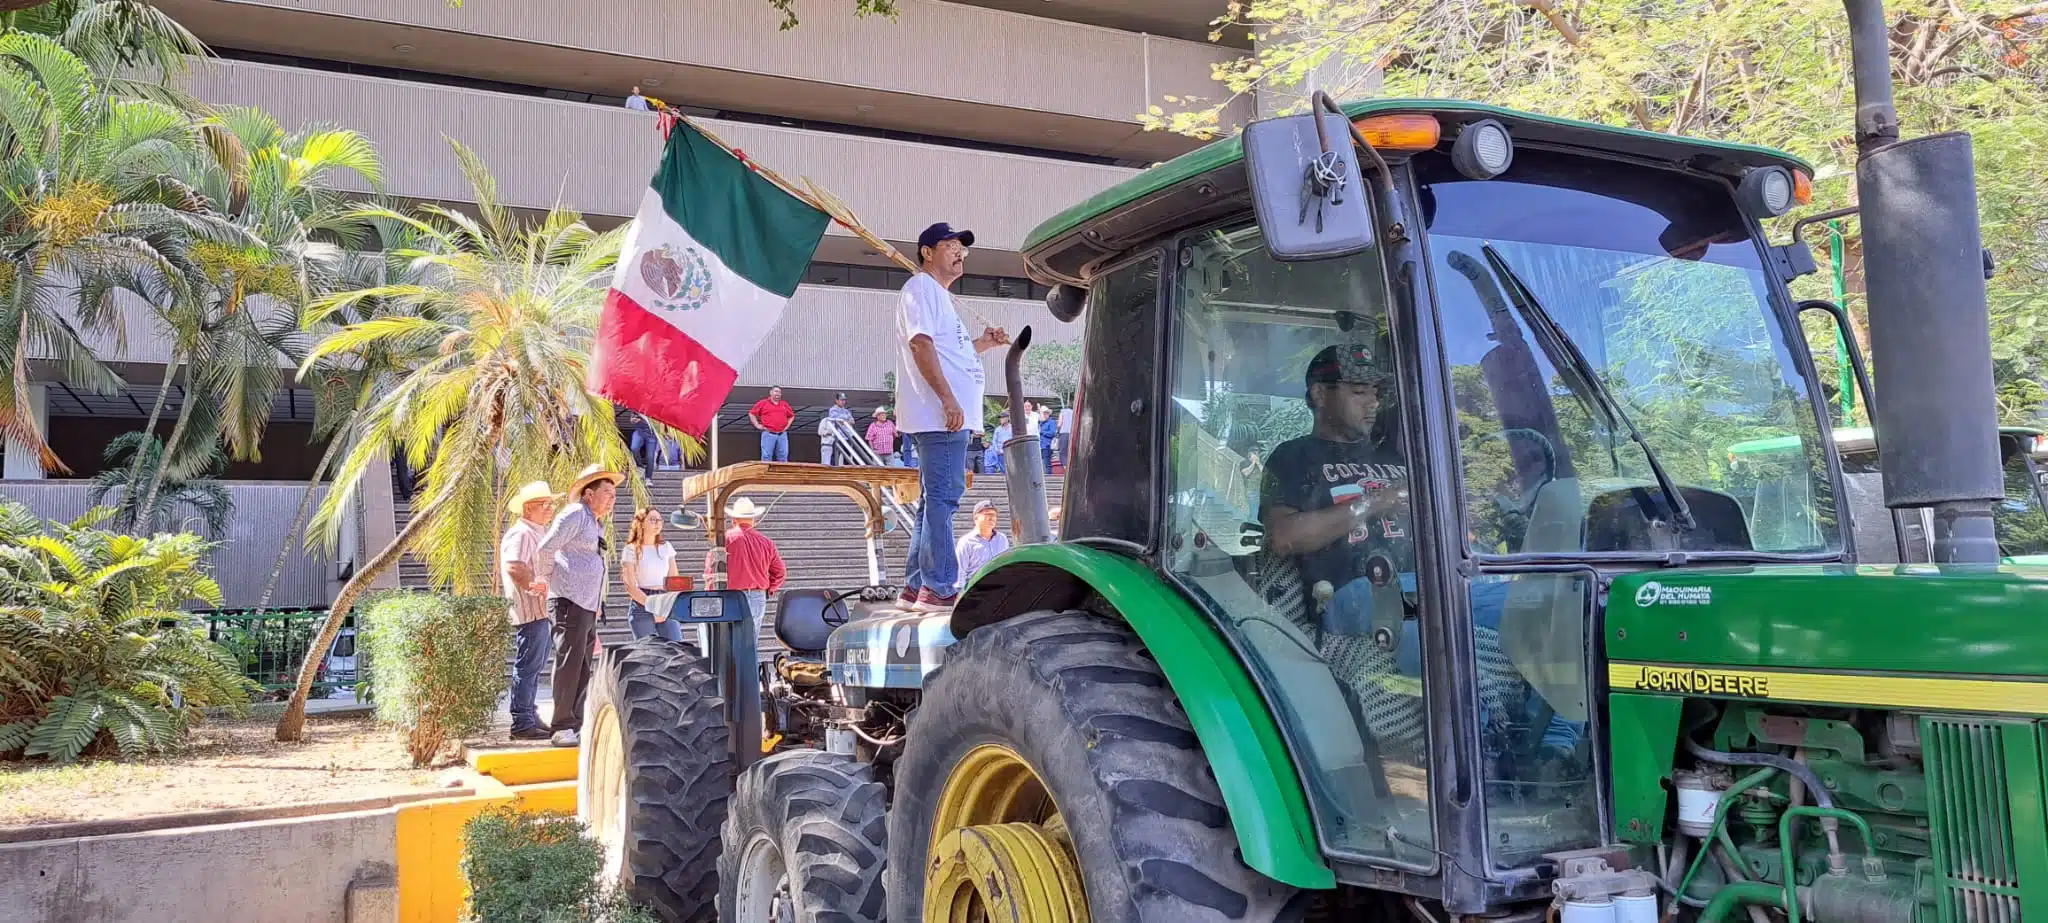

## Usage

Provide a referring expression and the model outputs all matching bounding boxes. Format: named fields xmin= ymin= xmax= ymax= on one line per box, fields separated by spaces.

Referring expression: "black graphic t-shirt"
xmin=1259 ymin=436 xmax=1414 ymax=603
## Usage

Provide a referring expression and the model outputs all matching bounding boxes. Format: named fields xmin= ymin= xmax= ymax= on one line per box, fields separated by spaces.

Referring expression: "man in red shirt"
xmin=749 ymin=386 xmax=796 ymax=462
xmin=706 ymin=497 xmax=786 ymax=633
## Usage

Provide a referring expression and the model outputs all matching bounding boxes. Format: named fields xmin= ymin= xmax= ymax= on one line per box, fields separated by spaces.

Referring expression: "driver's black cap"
xmin=1306 ymin=343 xmax=1386 ymax=387
xmin=917 ymin=223 xmax=975 ymax=253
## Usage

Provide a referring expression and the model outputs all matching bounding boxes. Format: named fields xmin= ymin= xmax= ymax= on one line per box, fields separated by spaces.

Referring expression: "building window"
xmin=800 ymin=262 xmax=1041 ymax=300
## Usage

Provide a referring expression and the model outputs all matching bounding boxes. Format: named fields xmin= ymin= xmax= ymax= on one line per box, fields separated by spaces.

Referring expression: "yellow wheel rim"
xmin=923 ymin=745 xmax=1089 ymax=923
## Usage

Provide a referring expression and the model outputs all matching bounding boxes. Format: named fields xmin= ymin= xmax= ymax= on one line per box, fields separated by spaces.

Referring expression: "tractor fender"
xmin=955 ymin=543 xmax=1338 ymax=890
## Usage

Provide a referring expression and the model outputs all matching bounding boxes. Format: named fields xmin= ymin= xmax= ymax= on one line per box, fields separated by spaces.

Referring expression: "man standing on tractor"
xmin=894 ymin=221 xmax=1007 ymax=610
xmin=1260 ymin=344 xmax=1414 ymax=635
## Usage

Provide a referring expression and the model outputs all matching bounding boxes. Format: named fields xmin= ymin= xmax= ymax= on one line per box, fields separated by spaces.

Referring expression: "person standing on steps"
xmin=500 ymin=480 xmax=559 ymax=741
xmin=620 ymin=508 xmax=681 ymax=642
xmin=749 ymin=386 xmax=795 ymax=462
xmin=985 ymin=409 xmax=1011 ymax=475
xmin=894 ymin=222 xmax=1008 ymax=611
xmin=624 ymin=86 xmax=651 ymax=111
xmin=1038 ymin=405 xmax=1058 ymax=472
xmin=865 ymin=406 xmax=898 ymax=466
xmin=534 ymin=464 xmax=622 ymax=747
xmin=626 ymin=411 xmax=661 ymax=482
xmin=953 ymin=500 xmax=1011 ymax=593
xmin=708 ymin=497 xmax=785 ymax=637
xmin=819 ymin=392 xmax=855 ymax=465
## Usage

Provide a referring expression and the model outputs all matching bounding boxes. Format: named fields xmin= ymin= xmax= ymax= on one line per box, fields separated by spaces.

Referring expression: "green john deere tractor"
xmin=576 ymin=0 xmax=2048 ymax=919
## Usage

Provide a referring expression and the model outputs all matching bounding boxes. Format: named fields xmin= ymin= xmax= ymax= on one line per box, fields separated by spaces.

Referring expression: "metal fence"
xmin=200 ymin=609 xmax=359 ymax=696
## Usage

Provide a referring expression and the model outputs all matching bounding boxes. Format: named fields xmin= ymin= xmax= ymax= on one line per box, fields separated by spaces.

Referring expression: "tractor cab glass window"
xmin=1995 ymin=435 xmax=2048 ymax=559
xmin=1421 ymin=150 xmax=1840 ymax=558
xmin=1163 ymin=222 xmax=1438 ymax=866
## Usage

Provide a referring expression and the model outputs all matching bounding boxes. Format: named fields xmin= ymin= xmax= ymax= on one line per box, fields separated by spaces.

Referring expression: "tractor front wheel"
xmin=886 ymin=609 xmax=1303 ymax=923
xmin=580 ymin=639 xmax=731 ymax=923
xmin=719 ymin=749 xmax=889 ymax=922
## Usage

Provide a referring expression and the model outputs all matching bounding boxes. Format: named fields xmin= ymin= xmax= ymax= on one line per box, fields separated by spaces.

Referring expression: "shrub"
xmin=359 ymin=591 xmax=511 ymax=766
xmin=461 ymin=808 xmax=657 ymax=923
xmin=0 ymin=500 xmax=257 ymax=763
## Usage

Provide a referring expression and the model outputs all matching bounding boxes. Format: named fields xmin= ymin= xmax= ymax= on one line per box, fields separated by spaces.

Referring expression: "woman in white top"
xmin=621 ymin=508 xmax=681 ymax=642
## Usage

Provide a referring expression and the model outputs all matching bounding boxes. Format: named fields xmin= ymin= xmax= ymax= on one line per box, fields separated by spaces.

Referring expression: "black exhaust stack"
xmin=1844 ymin=0 xmax=2003 ymax=563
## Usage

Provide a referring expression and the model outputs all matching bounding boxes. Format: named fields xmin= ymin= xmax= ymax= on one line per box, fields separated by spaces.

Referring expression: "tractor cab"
xmin=1028 ymin=99 xmax=1844 ymax=902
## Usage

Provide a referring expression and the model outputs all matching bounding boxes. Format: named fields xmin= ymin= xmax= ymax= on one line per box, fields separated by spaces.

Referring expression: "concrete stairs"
xmin=393 ymin=467 xmax=1064 ymax=655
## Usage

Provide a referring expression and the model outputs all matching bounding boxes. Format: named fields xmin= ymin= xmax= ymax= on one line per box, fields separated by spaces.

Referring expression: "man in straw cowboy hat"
xmin=535 ymin=463 xmax=623 ymax=747
xmin=499 ymin=480 xmax=559 ymax=741
xmin=707 ymin=496 xmax=785 ymax=633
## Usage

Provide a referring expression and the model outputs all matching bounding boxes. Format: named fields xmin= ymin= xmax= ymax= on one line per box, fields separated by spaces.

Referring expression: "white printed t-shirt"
xmin=895 ymin=272 xmax=985 ymax=435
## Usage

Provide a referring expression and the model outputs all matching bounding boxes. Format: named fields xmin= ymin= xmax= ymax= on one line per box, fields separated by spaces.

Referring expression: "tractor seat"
xmin=774 ymin=588 xmax=850 ymax=655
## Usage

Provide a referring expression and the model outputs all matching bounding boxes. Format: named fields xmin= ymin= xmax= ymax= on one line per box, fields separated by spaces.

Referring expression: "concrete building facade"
xmin=1 ymin=0 xmax=1246 ymax=608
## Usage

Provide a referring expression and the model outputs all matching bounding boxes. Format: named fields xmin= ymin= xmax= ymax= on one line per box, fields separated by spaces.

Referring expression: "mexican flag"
xmin=589 ymin=120 xmax=831 ymax=435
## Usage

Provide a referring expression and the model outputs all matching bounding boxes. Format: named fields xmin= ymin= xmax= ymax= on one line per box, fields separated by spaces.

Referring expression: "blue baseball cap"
xmin=917 ymin=222 xmax=975 ymax=253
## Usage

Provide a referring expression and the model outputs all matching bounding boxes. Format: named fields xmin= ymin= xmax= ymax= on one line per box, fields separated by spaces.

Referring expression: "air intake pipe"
xmin=1844 ymin=0 xmax=2003 ymax=563
xmin=1003 ymin=326 xmax=1053 ymax=545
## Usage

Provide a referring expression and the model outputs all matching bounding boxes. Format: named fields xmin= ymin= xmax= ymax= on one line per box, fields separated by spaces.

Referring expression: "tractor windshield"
xmin=1420 ymin=150 xmax=1840 ymax=557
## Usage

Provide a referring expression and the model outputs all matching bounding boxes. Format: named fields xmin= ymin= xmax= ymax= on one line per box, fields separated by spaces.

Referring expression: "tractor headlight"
xmin=1451 ymin=119 xmax=1514 ymax=180
xmin=1738 ymin=166 xmax=1796 ymax=218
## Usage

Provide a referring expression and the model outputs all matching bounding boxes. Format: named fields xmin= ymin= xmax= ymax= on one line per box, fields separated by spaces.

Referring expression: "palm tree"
xmin=87 ymin=430 xmax=232 ymax=535
xmin=275 ymin=140 xmax=654 ymax=741
xmin=13 ymin=0 xmax=208 ymax=97
xmin=0 ymin=32 xmax=228 ymax=473
xmin=127 ymin=107 xmax=380 ymax=527
xmin=255 ymin=230 xmax=439 ymax=610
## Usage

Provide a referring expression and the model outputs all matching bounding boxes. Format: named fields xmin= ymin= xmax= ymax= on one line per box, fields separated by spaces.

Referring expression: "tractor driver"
xmin=1259 ymin=343 xmax=1415 ymax=641
xmin=1261 ymin=344 xmax=1586 ymax=783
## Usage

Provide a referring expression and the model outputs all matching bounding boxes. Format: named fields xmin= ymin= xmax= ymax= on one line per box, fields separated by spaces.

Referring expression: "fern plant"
xmin=0 ymin=497 xmax=256 ymax=763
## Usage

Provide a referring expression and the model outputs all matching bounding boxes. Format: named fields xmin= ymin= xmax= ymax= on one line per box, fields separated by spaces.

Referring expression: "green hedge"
xmin=461 ymin=808 xmax=655 ymax=923
xmin=359 ymin=592 xmax=510 ymax=766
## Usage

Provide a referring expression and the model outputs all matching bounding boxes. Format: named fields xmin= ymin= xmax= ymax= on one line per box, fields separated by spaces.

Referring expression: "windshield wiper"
xmin=1478 ymin=243 xmax=1697 ymax=531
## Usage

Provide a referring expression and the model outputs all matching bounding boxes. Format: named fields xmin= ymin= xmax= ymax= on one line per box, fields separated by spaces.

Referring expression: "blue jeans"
xmin=760 ymin=430 xmax=789 ymax=462
xmin=510 ymin=618 xmax=552 ymax=732
xmin=904 ymin=431 xmax=971 ymax=595
xmin=628 ymin=600 xmax=683 ymax=642
xmin=629 ymin=430 xmax=660 ymax=477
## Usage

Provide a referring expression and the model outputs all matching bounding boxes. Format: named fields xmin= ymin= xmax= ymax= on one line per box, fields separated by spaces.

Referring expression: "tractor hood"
xmin=1607 ymin=564 xmax=2048 ymax=678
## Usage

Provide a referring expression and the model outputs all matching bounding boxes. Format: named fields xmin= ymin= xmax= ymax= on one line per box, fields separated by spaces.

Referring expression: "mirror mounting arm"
xmin=1312 ymin=90 xmax=1398 ymax=217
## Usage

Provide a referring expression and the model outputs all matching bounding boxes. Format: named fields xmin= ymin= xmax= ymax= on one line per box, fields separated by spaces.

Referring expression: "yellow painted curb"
xmin=512 ymin=780 xmax=578 ymax=815
xmin=397 ymin=775 xmax=516 ymax=923
xmin=469 ymin=746 xmax=580 ymax=785
xmin=397 ymin=772 xmax=584 ymax=922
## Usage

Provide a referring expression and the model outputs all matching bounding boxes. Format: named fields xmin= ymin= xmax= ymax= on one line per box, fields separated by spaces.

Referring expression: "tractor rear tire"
xmin=719 ymin=749 xmax=889 ymax=922
xmin=579 ymin=638 xmax=731 ymax=923
xmin=886 ymin=609 xmax=1303 ymax=923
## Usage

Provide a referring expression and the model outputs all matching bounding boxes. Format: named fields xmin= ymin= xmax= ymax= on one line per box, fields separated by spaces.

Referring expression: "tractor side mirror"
xmin=668 ymin=507 xmax=705 ymax=531
xmin=1243 ymin=109 xmax=1373 ymax=262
